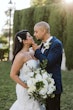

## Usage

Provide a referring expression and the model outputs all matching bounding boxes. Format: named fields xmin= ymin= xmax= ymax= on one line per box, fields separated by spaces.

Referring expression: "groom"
xmin=32 ymin=21 xmax=63 ymax=110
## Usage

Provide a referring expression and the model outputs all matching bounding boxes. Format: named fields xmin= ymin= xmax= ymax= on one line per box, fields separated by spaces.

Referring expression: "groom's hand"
xmin=32 ymin=42 xmax=39 ymax=51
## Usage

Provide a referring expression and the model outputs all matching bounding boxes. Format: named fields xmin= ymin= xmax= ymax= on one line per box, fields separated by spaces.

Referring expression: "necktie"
xmin=40 ymin=43 xmax=45 ymax=53
xmin=40 ymin=43 xmax=44 ymax=49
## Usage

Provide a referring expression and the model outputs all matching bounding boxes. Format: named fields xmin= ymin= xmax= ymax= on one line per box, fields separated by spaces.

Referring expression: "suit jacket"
xmin=34 ymin=36 xmax=63 ymax=94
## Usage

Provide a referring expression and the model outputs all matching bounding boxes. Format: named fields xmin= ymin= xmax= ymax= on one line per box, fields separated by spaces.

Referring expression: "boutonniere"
xmin=43 ymin=42 xmax=51 ymax=50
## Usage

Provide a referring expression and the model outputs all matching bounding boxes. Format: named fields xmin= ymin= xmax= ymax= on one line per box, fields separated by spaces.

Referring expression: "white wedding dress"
xmin=10 ymin=59 xmax=46 ymax=110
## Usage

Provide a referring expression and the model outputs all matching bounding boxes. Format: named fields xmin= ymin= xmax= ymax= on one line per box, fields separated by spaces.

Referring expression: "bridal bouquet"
xmin=27 ymin=60 xmax=56 ymax=104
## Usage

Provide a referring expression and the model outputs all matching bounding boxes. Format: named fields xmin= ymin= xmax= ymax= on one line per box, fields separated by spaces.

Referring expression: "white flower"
xmin=39 ymin=87 xmax=47 ymax=96
xmin=43 ymin=79 xmax=48 ymax=88
xmin=35 ymin=73 xmax=42 ymax=81
xmin=42 ymin=95 xmax=47 ymax=99
xmin=26 ymin=66 xmax=56 ymax=105
xmin=27 ymin=78 xmax=36 ymax=87
xmin=42 ymin=72 xmax=48 ymax=79
xmin=35 ymin=68 xmax=41 ymax=74
xmin=47 ymin=77 xmax=55 ymax=85
xmin=47 ymin=86 xmax=55 ymax=95
xmin=29 ymin=72 xmax=34 ymax=77
xmin=43 ymin=42 xmax=51 ymax=50
xmin=28 ymin=85 xmax=36 ymax=94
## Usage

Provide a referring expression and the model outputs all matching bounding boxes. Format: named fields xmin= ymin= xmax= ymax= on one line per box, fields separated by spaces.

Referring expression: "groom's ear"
xmin=41 ymin=27 xmax=46 ymax=33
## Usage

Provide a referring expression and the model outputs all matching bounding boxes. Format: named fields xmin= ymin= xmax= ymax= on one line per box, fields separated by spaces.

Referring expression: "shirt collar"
xmin=43 ymin=36 xmax=53 ymax=44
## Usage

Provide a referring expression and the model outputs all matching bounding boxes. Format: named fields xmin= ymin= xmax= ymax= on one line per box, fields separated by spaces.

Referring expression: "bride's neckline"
xmin=26 ymin=59 xmax=38 ymax=63
xmin=21 ymin=47 xmax=31 ymax=53
xmin=21 ymin=59 xmax=38 ymax=69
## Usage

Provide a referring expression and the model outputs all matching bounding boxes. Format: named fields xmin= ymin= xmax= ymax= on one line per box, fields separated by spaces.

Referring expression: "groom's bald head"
xmin=34 ymin=21 xmax=50 ymax=33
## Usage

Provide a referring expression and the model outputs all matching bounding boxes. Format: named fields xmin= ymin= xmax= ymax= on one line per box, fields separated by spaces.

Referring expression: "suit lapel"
xmin=44 ymin=36 xmax=56 ymax=55
xmin=50 ymin=36 xmax=56 ymax=44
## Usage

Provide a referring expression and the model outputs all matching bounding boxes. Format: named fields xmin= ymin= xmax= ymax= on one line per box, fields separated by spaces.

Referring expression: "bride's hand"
xmin=25 ymin=84 xmax=28 ymax=88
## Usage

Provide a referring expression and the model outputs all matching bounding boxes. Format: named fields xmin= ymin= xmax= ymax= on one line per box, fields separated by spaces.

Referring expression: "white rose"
xmin=42 ymin=73 xmax=48 ymax=79
xmin=35 ymin=73 xmax=42 ymax=81
xmin=27 ymin=78 xmax=36 ymax=87
xmin=39 ymin=87 xmax=47 ymax=95
xmin=28 ymin=85 xmax=36 ymax=94
xmin=47 ymin=84 xmax=56 ymax=95
xmin=43 ymin=79 xmax=48 ymax=89
xmin=42 ymin=95 xmax=47 ymax=99
xmin=48 ymin=78 xmax=55 ymax=85
xmin=35 ymin=68 xmax=41 ymax=74
xmin=29 ymin=72 xmax=34 ymax=77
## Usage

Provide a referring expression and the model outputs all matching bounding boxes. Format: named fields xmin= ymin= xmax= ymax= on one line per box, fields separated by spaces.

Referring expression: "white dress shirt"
xmin=41 ymin=36 xmax=53 ymax=53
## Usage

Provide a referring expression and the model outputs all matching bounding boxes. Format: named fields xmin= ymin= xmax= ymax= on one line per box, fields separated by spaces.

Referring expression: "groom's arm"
xmin=34 ymin=41 xmax=63 ymax=67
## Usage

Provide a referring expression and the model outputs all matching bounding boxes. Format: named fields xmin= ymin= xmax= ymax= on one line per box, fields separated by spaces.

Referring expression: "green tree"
xmin=49 ymin=4 xmax=64 ymax=41
xmin=0 ymin=36 xmax=8 ymax=44
xmin=30 ymin=0 xmax=62 ymax=6
xmin=30 ymin=0 xmax=46 ymax=6
xmin=46 ymin=0 xmax=62 ymax=4
xmin=65 ymin=5 xmax=73 ymax=70
xmin=13 ymin=10 xmax=23 ymax=36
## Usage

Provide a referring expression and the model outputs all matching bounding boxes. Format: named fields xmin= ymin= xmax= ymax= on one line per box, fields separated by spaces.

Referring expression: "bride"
xmin=9 ymin=30 xmax=45 ymax=110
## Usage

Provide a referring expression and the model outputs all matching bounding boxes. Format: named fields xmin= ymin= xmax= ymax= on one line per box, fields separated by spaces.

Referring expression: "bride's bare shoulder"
xmin=14 ymin=52 xmax=29 ymax=62
xmin=14 ymin=52 xmax=24 ymax=62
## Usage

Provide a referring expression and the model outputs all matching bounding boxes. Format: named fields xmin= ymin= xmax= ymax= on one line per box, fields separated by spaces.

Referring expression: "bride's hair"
xmin=12 ymin=30 xmax=28 ymax=62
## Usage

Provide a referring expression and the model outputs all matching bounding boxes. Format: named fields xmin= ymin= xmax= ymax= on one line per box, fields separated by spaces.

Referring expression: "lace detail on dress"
xmin=19 ymin=59 xmax=39 ymax=82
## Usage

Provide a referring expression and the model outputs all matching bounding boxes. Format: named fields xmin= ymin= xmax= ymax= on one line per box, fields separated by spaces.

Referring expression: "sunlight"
xmin=64 ymin=0 xmax=73 ymax=3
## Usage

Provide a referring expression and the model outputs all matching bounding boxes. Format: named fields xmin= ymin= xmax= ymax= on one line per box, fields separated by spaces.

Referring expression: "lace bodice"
xmin=19 ymin=59 xmax=39 ymax=82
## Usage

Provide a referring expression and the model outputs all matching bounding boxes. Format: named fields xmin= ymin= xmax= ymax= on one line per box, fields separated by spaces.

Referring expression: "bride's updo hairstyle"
xmin=12 ymin=30 xmax=28 ymax=62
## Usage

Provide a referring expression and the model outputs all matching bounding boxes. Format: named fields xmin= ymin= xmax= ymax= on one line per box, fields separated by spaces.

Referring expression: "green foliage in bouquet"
xmin=40 ymin=59 xmax=48 ymax=69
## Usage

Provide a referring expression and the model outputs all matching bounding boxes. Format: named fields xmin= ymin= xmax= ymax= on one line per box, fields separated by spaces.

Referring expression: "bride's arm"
xmin=10 ymin=53 xmax=30 ymax=88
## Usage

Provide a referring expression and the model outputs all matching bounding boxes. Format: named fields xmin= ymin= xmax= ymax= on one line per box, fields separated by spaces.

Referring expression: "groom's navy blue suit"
xmin=34 ymin=36 xmax=63 ymax=110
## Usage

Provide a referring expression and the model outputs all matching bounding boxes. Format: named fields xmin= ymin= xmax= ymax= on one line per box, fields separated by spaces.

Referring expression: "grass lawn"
xmin=0 ymin=61 xmax=73 ymax=110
